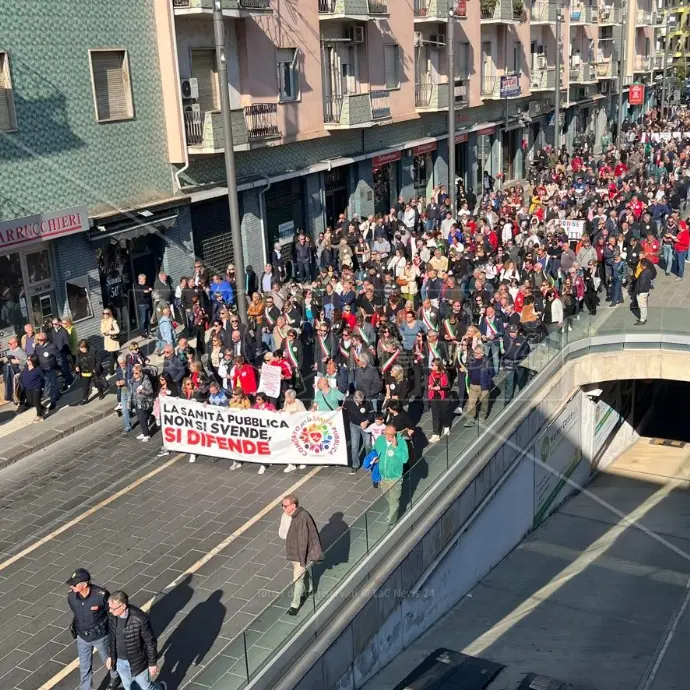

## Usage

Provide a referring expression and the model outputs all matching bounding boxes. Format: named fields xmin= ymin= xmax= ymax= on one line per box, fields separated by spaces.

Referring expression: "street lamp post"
xmin=661 ymin=10 xmax=672 ymax=116
xmin=213 ymin=0 xmax=248 ymax=321
xmin=447 ymin=9 xmax=456 ymax=216
xmin=555 ymin=0 xmax=562 ymax=149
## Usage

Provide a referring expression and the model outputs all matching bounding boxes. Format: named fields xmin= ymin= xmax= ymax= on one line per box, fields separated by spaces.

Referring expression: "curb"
xmin=0 ymin=405 xmax=116 ymax=471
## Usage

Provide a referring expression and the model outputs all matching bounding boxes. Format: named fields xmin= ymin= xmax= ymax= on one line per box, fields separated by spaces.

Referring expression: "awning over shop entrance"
xmin=88 ymin=213 xmax=178 ymax=242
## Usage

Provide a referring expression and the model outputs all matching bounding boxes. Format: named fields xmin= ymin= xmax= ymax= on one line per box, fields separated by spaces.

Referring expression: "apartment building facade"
xmin=0 ymin=0 xmax=195 ymax=345
xmin=0 ymin=0 xmax=668 ymax=338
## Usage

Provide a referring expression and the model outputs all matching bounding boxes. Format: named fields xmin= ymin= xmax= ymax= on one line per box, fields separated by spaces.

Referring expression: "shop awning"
xmin=89 ymin=213 xmax=178 ymax=242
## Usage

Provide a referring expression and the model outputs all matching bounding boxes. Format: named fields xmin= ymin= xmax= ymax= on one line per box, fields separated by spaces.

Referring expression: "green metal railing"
xmin=184 ymin=305 xmax=690 ymax=689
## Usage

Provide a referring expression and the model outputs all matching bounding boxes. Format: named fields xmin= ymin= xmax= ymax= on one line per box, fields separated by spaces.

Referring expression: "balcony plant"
xmin=481 ymin=0 xmax=498 ymax=18
xmin=513 ymin=0 xmax=525 ymax=19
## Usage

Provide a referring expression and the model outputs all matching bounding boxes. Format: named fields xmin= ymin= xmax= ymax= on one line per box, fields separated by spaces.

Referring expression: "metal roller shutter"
xmin=191 ymin=49 xmax=219 ymax=113
xmin=91 ymin=51 xmax=129 ymax=121
xmin=0 ymin=54 xmax=11 ymax=131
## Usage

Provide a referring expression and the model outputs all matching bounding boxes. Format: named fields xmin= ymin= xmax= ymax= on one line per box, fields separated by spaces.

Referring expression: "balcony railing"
xmin=173 ymin=0 xmax=271 ymax=9
xmin=636 ymin=9 xmax=653 ymax=25
xmin=414 ymin=0 xmax=467 ymax=18
xmin=183 ymin=108 xmax=249 ymax=150
xmin=415 ymin=81 xmax=434 ymax=107
xmin=569 ymin=62 xmax=597 ymax=82
xmin=597 ymin=5 xmax=621 ymax=23
xmin=531 ymin=66 xmax=556 ymax=89
xmin=652 ymin=55 xmax=663 ymax=69
xmin=569 ymin=1 xmax=594 ymax=22
xmin=319 ymin=0 xmax=384 ymax=14
xmin=323 ymin=91 xmax=389 ymax=126
xmin=481 ymin=74 xmax=499 ymax=97
xmin=634 ymin=56 xmax=652 ymax=71
xmin=481 ymin=0 xmax=515 ymax=22
xmin=368 ymin=0 xmax=388 ymax=13
xmin=243 ymin=103 xmax=281 ymax=140
xmin=531 ymin=0 xmax=557 ymax=22
xmin=594 ymin=60 xmax=616 ymax=77
xmin=370 ymin=89 xmax=391 ymax=119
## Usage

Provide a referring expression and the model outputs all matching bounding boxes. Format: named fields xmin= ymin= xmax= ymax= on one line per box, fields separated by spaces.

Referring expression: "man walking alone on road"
xmin=106 ymin=590 xmax=163 ymax=690
xmin=280 ymin=494 xmax=323 ymax=616
xmin=67 ymin=568 xmax=120 ymax=690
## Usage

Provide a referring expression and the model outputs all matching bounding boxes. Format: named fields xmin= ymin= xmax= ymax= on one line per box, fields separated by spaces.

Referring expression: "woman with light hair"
xmin=277 ymin=390 xmax=307 ymax=474
xmin=384 ymin=363 xmax=408 ymax=410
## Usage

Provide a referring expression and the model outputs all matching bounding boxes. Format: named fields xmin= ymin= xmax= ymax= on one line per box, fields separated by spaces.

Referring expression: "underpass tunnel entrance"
xmin=635 ymin=380 xmax=690 ymax=443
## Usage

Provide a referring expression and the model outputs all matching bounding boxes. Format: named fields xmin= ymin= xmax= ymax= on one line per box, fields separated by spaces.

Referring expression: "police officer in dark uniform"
xmin=67 ymin=568 xmax=120 ymax=690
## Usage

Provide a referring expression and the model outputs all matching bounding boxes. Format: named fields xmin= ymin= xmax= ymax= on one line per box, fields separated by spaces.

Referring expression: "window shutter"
xmin=276 ymin=48 xmax=294 ymax=64
xmin=0 ymin=55 xmax=11 ymax=131
xmin=384 ymin=45 xmax=399 ymax=89
xmin=92 ymin=51 xmax=129 ymax=121
xmin=192 ymin=49 xmax=219 ymax=112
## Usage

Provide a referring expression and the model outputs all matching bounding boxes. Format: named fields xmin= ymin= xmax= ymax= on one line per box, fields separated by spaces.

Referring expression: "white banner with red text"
xmin=160 ymin=397 xmax=348 ymax=466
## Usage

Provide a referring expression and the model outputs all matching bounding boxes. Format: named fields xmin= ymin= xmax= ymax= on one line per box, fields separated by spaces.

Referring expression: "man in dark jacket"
xmin=502 ymin=325 xmax=530 ymax=403
xmin=67 ymin=568 xmax=120 ymax=690
xmin=463 ymin=344 xmax=494 ymax=426
xmin=106 ymin=590 xmax=161 ymax=690
xmin=343 ymin=390 xmax=375 ymax=473
xmin=354 ymin=352 xmax=383 ymax=409
xmin=34 ymin=331 xmax=62 ymax=408
xmin=280 ymin=495 xmax=323 ymax=616
xmin=48 ymin=317 xmax=74 ymax=390
xmin=294 ymin=234 xmax=312 ymax=283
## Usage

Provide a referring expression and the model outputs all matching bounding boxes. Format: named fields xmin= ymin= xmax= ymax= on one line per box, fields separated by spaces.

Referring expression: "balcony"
xmin=480 ymin=0 xmax=518 ymax=23
xmin=636 ymin=9 xmax=653 ymax=26
xmin=318 ymin=0 xmax=387 ymax=19
xmin=569 ymin=2 xmax=595 ymax=23
xmin=594 ymin=60 xmax=617 ymax=78
xmin=172 ymin=0 xmax=272 ymax=16
xmin=651 ymin=55 xmax=663 ymax=70
xmin=597 ymin=5 xmax=621 ymax=24
xmin=323 ymin=91 xmax=390 ymax=128
xmin=243 ymin=103 xmax=281 ymax=141
xmin=480 ymin=74 xmax=500 ymax=98
xmin=531 ymin=65 xmax=557 ymax=90
xmin=183 ymin=108 xmax=250 ymax=153
xmin=414 ymin=0 xmax=467 ymax=21
xmin=634 ymin=55 xmax=653 ymax=72
xmin=569 ymin=62 xmax=597 ymax=82
xmin=531 ymin=0 xmax=557 ymax=23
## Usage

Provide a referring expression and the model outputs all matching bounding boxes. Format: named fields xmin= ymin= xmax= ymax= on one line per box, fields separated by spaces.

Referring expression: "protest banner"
xmin=561 ymin=219 xmax=585 ymax=240
xmin=160 ymin=397 xmax=348 ymax=466
xmin=257 ymin=362 xmax=282 ymax=399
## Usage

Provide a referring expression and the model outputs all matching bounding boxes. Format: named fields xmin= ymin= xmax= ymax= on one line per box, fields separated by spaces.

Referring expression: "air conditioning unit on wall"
xmin=414 ymin=31 xmax=424 ymax=48
xmin=180 ymin=77 xmax=199 ymax=100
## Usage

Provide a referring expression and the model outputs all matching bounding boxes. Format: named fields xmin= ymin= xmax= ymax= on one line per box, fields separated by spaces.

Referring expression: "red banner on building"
xmin=478 ymin=127 xmax=496 ymax=136
xmin=372 ymin=150 xmax=402 ymax=167
xmin=412 ymin=141 xmax=437 ymax=156
xmin=456 ymin=133 xmax=469 ymax=143
xmin=628 ymin=84 xmax=645 ymax=106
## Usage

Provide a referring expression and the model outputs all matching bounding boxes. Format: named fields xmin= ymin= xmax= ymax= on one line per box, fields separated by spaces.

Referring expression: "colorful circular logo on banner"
xmin=292 ymin=416 xmax=340 ymax=456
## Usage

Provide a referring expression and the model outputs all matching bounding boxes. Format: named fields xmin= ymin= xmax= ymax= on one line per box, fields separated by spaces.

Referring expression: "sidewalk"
xmin=0 ymin=334 xmax=165 ymax=470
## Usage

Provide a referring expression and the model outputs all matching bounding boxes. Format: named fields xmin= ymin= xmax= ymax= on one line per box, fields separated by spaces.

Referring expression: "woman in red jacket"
xmin=231 ymin=355 xmax=257 ymax=395
xmin=427 ymin=358 xmax=450 ymax=444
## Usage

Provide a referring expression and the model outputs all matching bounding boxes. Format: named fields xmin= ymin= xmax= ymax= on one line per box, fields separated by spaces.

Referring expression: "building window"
xmin=277 ymin=48 xmax=299 ymax=102
xmin=0 ymin=51 xmax=17 ymax=132
xmin=384 ymin=44 xmax=400 ymax=90
xmin=89 ymin=50 xmax=134 ymax=122
xmin=455 ymin=42 xmax=470 ymax=79
xmin=191 ymin=49 xmax=220 ymax=113
xmin=513 ymin=42 xmax=521 ymax=74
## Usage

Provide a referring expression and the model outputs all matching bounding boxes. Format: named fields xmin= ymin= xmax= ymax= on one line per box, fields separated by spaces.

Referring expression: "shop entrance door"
xmin=325 ymin=167 xmax=349 ymax=229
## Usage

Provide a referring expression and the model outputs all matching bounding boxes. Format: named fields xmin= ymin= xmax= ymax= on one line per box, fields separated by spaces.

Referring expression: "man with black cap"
xmin=67 ymin=567 xmax=120 ymax=690
xmin=502 ymin=325 xmax=530 ymax=403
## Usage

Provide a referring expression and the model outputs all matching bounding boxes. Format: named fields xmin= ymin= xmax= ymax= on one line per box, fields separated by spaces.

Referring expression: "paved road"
xmin=0 ymin=413 xmax=393 ymax=690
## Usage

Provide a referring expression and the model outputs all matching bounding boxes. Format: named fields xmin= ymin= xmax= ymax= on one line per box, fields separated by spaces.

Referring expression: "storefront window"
xmin=413 ymin=153 xmax=432 ymax=200
xmin=25 ymin=249 xmax=52 ymax=284
xmin=0 ymin=253 xmax=26 ymax=334
xmin=66 ymin=275 xmax=94 ymax=323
